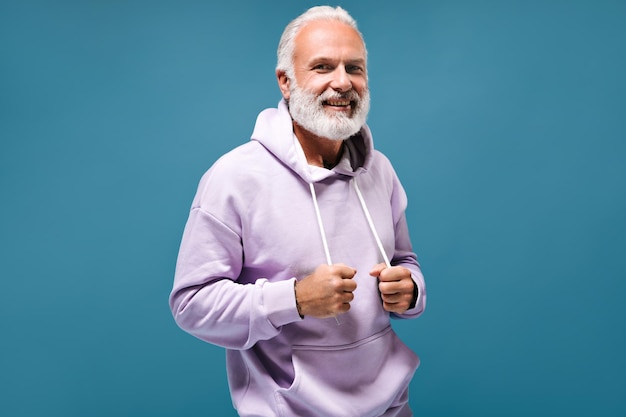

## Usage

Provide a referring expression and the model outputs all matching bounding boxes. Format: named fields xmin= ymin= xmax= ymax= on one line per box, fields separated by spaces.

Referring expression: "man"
xmin=170 ymin=6 xmax=426 ymax=417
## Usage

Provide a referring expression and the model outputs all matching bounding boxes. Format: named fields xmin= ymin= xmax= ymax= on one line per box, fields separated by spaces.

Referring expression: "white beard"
xmin=288 ymin=83 xmax=370 ymax=141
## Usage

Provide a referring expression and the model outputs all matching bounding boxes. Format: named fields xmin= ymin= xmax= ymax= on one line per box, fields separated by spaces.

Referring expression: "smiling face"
xmin=278 ymin=19 xmax=370 ymax=140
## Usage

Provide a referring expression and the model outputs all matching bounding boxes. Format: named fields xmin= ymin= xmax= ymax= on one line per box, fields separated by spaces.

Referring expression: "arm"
xmin=385 ymin=212 xmax=426 ymax=319
xmin=376 ymin=162 xmax=426 ymax=319
xmin=169 ymin=207 xmax=301 ymax=350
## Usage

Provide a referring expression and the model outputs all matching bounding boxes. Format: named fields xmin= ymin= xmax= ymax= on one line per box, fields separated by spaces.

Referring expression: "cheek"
xmin=297 ymin=74 xmax=331 ymax=94
xmin=353 ymin=80 xmax=368 ymax=95
xmin=306 ymin=82 xmax=328 ymax=96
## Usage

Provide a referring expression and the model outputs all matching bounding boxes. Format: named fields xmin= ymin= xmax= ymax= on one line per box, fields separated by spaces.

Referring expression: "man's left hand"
xmin=369 ymin=264 xmax=416 ymax=314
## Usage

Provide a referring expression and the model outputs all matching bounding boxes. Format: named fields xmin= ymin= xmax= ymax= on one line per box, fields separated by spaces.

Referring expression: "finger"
xmin=332 ymin=264 xmax=357 ymax=279
xmin=381 ymin=293 xmax=413 ymax=313
xmin=379 ymin=279 xmax=413 ymax=296
xmin=334 ymin=292 xmax=354 ymax=314
xmin=378 ymin=280 xmax=398 ymax=294
xmin=378 ymin=266 xmax=410 ymax=282
xmin=382 ymin=302 xmax=409 ymax=314
xmin=381 ymin=291 xmax=410 ymax=304
xmin=342 ymin=291 xmax=355 ymax=303
xmin=340 ymin=278 xmax=357 ymax=293
xmin=327 ymin=269 xmax=357 ymax=292
xmin=338 ymin=301 xmax=352 ymax=314
xmin=369 ymin=263 xmax=386 ymax=277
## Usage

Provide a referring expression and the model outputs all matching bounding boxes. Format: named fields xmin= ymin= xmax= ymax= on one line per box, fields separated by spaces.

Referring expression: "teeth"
xmin=327 ymin=100 xmax=350 ymax=106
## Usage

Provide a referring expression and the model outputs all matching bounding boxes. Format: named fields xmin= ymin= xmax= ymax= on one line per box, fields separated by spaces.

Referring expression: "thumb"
xmin=369 ymin=263 xmax=386 ymax=278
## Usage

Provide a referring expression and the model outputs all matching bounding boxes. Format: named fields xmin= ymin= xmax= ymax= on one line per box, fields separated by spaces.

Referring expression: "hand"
xmin=369 ymin=263 xmax=416 ymax=314
xmin=295 ymin=264 xmax=357 ymax=318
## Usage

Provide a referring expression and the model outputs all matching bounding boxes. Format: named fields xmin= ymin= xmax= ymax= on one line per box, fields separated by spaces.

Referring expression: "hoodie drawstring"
xmin=309 ymin=182 xmax=339 ymax=324
xmin=353 ymin=179 xmax=392 ymax=268
xmin=309 ymin=182 xmax=333 ymax=265
xmin=309 ymin=178 xmax=394 ymax=325
xmin=309 ymin=178 xmax=391 ymax=268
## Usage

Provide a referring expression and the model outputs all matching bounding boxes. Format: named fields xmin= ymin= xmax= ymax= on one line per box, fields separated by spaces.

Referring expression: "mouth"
xmin=323 ymin=98 xmax=353 ymax=109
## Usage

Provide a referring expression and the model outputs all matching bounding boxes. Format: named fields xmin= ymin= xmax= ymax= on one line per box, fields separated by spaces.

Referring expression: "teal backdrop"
xmin=1 ymin=0 xmax=625 ymax=416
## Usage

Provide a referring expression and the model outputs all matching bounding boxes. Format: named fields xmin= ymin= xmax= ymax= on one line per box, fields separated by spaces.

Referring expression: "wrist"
xmin=294 ymin=280 xmax=304 ymax=318
xmin=409 ymin=279 xmax=418 ymax=309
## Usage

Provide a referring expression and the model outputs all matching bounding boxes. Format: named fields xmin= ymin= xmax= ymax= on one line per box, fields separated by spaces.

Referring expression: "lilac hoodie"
xmin=170 ymin=100 xmax=426 ymax=417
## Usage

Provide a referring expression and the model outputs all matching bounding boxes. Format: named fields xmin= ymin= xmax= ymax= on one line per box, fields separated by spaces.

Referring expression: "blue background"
xmin=1 ymin=0 xmax=625 ymax=416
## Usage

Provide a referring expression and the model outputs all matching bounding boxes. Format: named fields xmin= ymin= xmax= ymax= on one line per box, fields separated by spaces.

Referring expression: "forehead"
xmin=293 ymin=20 xmax=366 ymax=64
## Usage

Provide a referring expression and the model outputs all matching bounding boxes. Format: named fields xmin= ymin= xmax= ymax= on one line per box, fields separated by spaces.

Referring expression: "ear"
xmin=276 ymin=70 xmax=291 ymax=100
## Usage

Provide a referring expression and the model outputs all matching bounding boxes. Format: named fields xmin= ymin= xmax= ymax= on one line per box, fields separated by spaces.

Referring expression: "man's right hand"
xmin=295 ymin=264 xmax=357 ymax=318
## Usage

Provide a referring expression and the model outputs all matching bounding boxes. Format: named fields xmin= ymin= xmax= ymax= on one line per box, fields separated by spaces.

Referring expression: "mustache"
xmin=318 ymin=89 xmax=362 ymax=102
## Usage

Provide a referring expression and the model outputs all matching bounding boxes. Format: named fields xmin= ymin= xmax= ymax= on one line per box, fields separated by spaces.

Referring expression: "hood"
xmin=250 ymin=99 xmax=374 ymax=183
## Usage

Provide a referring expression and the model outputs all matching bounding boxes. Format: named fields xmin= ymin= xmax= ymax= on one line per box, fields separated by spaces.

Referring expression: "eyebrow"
xmin=307 ymin=57 xmax=366 ymax=66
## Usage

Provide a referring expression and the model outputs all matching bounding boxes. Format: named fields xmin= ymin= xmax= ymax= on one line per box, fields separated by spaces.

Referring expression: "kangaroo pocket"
xmin=274 ymin=326 xmax=419 ymax=417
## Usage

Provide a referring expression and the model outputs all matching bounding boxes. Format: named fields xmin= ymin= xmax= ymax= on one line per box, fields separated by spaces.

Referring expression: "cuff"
xmin=409 ymin=279 xmax=418 ymax=310
xmin=263 ymin=277 xmax=302 ymax=327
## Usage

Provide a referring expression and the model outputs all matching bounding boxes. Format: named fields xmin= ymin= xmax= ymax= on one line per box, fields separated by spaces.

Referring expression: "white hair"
xmin=276 ymin=6 xmax=367 ymax=79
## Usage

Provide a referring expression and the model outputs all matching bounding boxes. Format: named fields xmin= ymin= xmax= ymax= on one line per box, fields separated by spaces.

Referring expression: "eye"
xmin=346 ymin=65 xmax=364 ymax=74
xmin=312 ymin=64 xmax=333 ymax=72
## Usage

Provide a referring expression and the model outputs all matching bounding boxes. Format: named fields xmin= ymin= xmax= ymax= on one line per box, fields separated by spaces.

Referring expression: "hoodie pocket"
xmin=274 ymin=326 xmax=419 ymax=417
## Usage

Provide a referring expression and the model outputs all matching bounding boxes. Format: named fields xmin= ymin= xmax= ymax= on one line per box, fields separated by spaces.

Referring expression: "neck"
xmin=293 ymin=122 xmax=344 ymax=169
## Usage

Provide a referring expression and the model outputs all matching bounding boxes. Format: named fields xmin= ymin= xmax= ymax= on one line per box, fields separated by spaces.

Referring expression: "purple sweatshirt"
xmin=170 ymin=99 xmax=426 ymax=417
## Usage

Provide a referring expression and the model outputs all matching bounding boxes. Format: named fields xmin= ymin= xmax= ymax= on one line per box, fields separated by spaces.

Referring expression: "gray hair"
xmin=276 ymin=6 xmax=367 ymax=79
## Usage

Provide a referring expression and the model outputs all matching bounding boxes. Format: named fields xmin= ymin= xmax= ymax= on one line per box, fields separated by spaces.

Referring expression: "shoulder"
xmin=366 ymin=149 xmax=399 ymax=182
xmin=210 ymin=141 xmax=267 ymax=173
xmin=370 ymin=149 xmax=393 ymax=166
xmin=363 ymin=149 xmax=409 ymax=207
xmin=192 ymin=140 xmax=283 ymax=209
xmin=191 ymin=142 xmax=263 ymax=202
xmin=198 ymin=140 xmax=277 ymax=185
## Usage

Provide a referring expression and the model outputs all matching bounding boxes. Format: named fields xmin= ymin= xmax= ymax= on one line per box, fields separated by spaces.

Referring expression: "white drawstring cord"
xmin=309 ymin=183 xmax=333 ymax=265
xmin=308 ymin=178 xmax=395 ymax=324
xmin=353 ymin=178 xmax=392 ymax=268
xmin=309 ymin=182 xmax=341 ymax=325
xmin=355 ymin=178 xmax=422 ymax=309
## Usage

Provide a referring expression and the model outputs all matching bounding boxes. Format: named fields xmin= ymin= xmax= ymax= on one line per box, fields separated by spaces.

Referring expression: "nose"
xmin=330 ymin=66 xmax=352 ymax=92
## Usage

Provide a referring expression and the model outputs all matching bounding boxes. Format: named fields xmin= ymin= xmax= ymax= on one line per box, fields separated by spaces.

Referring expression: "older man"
xmin=170 ymin=6 xmax=426 ymax=417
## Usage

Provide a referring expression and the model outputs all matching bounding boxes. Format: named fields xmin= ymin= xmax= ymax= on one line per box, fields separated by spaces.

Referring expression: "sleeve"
xmin=169 ymin=175 xmax=302 ymax=350
xmin=387 ymin=165 xmax=427 ymax=320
